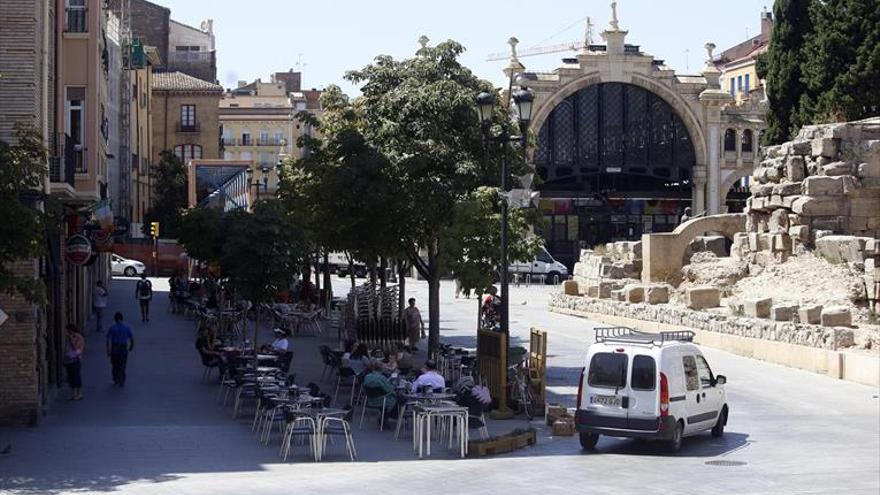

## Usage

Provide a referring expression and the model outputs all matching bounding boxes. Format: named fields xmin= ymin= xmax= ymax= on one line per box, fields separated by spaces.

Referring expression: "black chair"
xmin=360 ymin=385 xmax=393 ymax=431
xmin=319 ymin=346 xmax=338 ymax=381
xmin=278 ymin=351 xmax=294 ymax=374
xmin=333 ymin=367 xmax=357 ymax=406
xmin=198 ymin=351 xmax=221 ymax=383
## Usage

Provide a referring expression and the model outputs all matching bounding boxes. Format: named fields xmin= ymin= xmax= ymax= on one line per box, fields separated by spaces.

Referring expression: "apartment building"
xmin=151 ymin=71 xmax=223 ymax=167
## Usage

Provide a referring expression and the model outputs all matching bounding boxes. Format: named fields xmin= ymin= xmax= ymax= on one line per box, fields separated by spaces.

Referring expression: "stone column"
xmin=692 ymin=166 xmax=707 ymax=214
xmin=707 ymin=123 xmax=721 ymax=215
xmin=735 ymin=127 xmax=743 ymax=168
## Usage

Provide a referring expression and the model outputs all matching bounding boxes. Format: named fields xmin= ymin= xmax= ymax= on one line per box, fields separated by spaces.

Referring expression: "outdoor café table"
xmin=394 ymin=392 xmax=456 ymax=441
xmin=413 ymin=404 xmax=469 ymax=459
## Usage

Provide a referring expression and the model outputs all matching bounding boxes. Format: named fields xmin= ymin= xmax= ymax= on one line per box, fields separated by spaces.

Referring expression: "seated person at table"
xmin=409 ymin=359 xmax=445 ymax=393
xmin=260 ymin=328 xmax=289 ymax=354
xmin=196 ymin=325 xmax=225 ymax=368
xmin=362 ymin=360 xmax=398 ymax=417
xmin=342 ymin=341 xmax=369 ymax=375
xmin=393 ymin=345 xmax=415 ymax=374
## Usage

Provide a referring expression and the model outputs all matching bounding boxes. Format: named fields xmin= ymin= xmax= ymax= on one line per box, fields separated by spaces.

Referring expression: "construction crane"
xmin=486 ymin=16 xmax=595 ymax=62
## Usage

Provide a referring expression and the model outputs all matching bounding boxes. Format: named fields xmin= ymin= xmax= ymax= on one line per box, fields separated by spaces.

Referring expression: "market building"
xmin=519 ymin=7 xmax=766 ymax=268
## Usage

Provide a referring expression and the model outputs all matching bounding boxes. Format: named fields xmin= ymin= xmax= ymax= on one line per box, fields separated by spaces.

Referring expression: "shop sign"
xmin=65 ymin=234 xmax=93 ymax=266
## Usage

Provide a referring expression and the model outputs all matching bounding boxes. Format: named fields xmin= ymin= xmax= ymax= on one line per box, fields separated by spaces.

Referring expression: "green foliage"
xmin=145 ymin=150 xmax=187 ymax=238
xmin=0 ymin=125 xmax=48 ymax=303
xmin=219 ymin=199 xmax=309 ymax=304
xmin=801 ymin=0 xmax=880 ymax=123
xmin=444 ymin=187 xmax=542 ymax=296
xmin=759 ymin=0 xmax=880 ymax=144
xmin=177 ymin=207 xmax=225 ymax=266
xmin=757 ymin=0 xmax=815 ymax=144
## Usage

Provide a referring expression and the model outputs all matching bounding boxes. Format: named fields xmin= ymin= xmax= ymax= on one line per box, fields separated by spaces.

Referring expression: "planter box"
xmin=467 ymin=429 xmax=537 ymax=457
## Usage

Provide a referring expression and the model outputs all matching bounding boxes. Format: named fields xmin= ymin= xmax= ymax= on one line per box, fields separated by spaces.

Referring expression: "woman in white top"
xmin=93 ymin=280 xmax=108 ymax=333
xmin=262 ymin=328 xmax=289 ymax=354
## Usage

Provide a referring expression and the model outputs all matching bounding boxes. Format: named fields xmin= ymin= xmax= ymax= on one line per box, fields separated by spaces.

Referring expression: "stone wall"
xmin=572 ymin=241 xmax=642 ymax=292
xmin=549 ymin=292 xmax=853 ymax=350
xmin=734 ymin=119 xmax=880 ymax=265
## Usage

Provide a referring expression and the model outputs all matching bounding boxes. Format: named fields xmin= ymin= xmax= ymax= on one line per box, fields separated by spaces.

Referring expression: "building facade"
xmin=715 ymin=8 xmax=773 ymax=105
xmin=167 ymin=18 xmax=216 ymax=83
xmin=151 ymin=71 xmax=223 ymax=169
xmin=219 ymin=74 xmax=321 ymax=196
xmin=519 ymin=8 xmax=766 ymax=268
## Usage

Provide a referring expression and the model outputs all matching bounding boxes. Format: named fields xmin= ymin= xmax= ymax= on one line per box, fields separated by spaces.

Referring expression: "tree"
xmin=0 ymin=125 xmax=48 ymax=303
xmin=801 ymin=0 xmax=880 ymax=122
xmin=756 ymin=0 xmax=816 ymax=144
xmin=145 ymin=150 xmax=187 ymax=238
xmin=177 ymin=206 xmax=225 ymax=269
xmin=347 ymin=40 xmax=533 ymax=353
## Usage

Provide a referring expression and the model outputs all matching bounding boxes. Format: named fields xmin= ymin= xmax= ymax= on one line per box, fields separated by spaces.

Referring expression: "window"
xmin=682 ymin=355 xmax=699 ymax=391
xmin=631 ymin=355 xmax=656 ymax=390
xmin=744 ymin=74 xmax=750 ymax=93
xmin=224 ymin=151 xmax=234 ymax=160
xmin=741 ymin=129 xmax=754 ymax=153
xmin=724 ymin=129 xmax=737 ymax=152
xmin=729 ymin=78 xmax=735 ymax=96
xmin=180 ymin=104 xmax=196 ymax=131
xmin=588 ymin=353 xmax=628 ymax=389
xmin=173 ymin=144 xmax=202 ymax=164
xmin=65 ymin=0 xmax=87 ymax=33
xmin=242 ymin=127 xmax=251 ymax=145
xmin=737 ymin=75 xmax=743 ymax=91
xmin=274 ymin=129 xmax=284 ymax=145
xmin=240 ymin=151 xmax=252 ymax=161
xmin=259 ymin=152 xmax=270 ymax=166
xmin=696 ymin=355 xmax=714 ymax=387
xmin=536 ymin=249 xmax=553 ymax=264
xmin=66 ymin=87 xmax=86 ymax=172
xmin=259 ymin=129 xmax=270 ymax=145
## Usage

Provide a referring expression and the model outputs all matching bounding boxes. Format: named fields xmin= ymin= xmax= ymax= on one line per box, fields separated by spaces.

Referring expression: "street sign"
xmin=64 ymin=234 xmax=93 ymax=266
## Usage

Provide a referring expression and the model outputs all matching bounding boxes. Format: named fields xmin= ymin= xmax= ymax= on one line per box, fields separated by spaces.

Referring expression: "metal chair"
xmin=359 ymin=385 xmax=393 ymax=431
xmin=319 ymin=410 xmax=357 ymax=461
xmin=280 ymin=409 xmax=318 ymax=462
xmin=332 ymin=367 xmax=357 ymax=406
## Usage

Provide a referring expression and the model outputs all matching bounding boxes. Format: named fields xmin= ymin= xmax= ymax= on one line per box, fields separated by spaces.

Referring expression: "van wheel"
xmin=579 ymin=432 xmax=599 ymax=450
xmin=546 ymin=272 xmax=560 ymax=285
xmin=667 ymin=421 xmax=683 ymax=453
xmin=711 ymin=407 xmax=727 ymax=438
xmin=124 ymin=267 xmax=136 ymax=277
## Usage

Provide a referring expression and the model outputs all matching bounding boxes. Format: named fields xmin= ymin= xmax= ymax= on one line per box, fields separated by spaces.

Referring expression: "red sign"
xmin=65 ymin=234 xmax=93 ymax=266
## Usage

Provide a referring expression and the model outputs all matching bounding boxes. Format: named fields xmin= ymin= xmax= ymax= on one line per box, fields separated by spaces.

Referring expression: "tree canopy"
xmin=145 ymin=150 xmax=187 ymax=239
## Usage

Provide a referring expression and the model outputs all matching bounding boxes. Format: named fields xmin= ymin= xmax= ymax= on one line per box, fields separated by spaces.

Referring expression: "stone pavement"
xmin=0 ymin=276 xmax=878 ymax=495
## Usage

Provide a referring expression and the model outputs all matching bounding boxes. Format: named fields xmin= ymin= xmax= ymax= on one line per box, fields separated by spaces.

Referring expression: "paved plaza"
xmin=0 ymin=276 xmax=878 ymax=495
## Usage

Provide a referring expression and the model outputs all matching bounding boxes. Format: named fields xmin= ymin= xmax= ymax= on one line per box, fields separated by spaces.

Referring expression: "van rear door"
xmin=582 ymin=348 xmax=629 ymax=428
xmin=627 ymin=353 xmax=659 ymax=430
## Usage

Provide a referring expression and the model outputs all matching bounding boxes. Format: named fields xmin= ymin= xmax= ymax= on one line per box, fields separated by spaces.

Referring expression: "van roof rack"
xmin=594 ymin=327 xmax=695 ymax=345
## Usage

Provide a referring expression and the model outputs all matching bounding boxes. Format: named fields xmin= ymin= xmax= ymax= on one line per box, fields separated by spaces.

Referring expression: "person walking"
xmin=403 ymin=297 xmax=424 ymax=351
xmin=93 ymin=280 xmax=108 ymax=332
xmin=106 ymin=312 xmax=135 ymax=387
xmin=64 ymin=324 xmax=85 ymax=400
xmin=135 ymin=274 xmax=153 ymax=322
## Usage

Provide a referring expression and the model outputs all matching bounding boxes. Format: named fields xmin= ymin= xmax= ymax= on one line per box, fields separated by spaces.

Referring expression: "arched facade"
xmin=512 ymin=15 xmax=765 ymax=268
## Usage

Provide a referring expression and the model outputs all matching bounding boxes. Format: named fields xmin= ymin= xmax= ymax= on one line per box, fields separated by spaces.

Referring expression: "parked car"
xmin=111 ymin=254 xmax=146 ymax=277
xmin=337 ymin=262 xmax=368 ymax=278
xmin=509 ymin=247 xmax=569 ymax=284
xmin=575 ymin=327 xmax=728 ymax=453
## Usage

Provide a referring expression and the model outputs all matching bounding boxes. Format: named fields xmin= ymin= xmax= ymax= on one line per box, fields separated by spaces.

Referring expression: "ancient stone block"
xmin=631 ymin=241 xmax=643 ymax=259
xmin=820 ymin=306 xmax=852 ymax=327
xmin=771 ymin=233 xmax=792 ymax=252
xmin=686 ymin=287 xmax=721 ymax=310
xmin=773 ymin=182 xmax=802 ymax=196
xmin=798 ymin=305 xmax=823 ymax=325
xmin=611 ymin=289 xmax=625 ymax=302
xmin=850 ymin=198 xmax=880 ymax=217
xmin=623 ymin=285 xmax=644 ymax=304
xmin=764 ymin=145 xmax=783 ymax=159
xmin=792 ymin=197 xmax=845 ymax=216
xmin=858 ymin=160 xmax=880 ymax=178
xmin=815 ymin=235 xmax=854 ymax=263
xmin=752 ymin=183 xmax=773 ymax=197
xmin=757 ymin=233 xmax=772 ymax=251
xmin=769 ymin=209 xmax=789 ymax=233
xmin=769 ymin=194 xmax=784 ymax=208
xmin=812 ymin=137 xmax=839 ymax=158
xmin=597 ymin=281 xmax=614 ymax=299
xmin=790 ymin=140 xmax=813 ymax=155
xmin=866 ymin=238 xmax=879 ymax=256
xmin=782 ymin=195 xmax=801 ymax=209
xmin=766 ymin=166 xmax=782 ymax=183
xmin=744 ymin=297 xmax=772 ymax=318
xmin=810 ymin=216 xmax=845 ymax=232
xmin=785 ymin=155 xmax=806 ymax=181
xmin=771 ymin=304 xmax=798 ymax=321
xmin=802 ymin=176 xmax=844 ymax=196
xmin=563 ymin=280 xmax=579 ymax=296
xmin=747 ymin=232 xmax=759 ymax=251
xmin=645 ymin=285 xmax=669 ymax=304
xmin=789 ymin=225 xmax=810 ymax=243
xmin=822 ymin=161 xmax=855 ymax=176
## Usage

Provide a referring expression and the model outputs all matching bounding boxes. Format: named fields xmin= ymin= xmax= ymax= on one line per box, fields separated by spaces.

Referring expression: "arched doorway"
xmin=533 ymin=82 xmax=697 ymax=268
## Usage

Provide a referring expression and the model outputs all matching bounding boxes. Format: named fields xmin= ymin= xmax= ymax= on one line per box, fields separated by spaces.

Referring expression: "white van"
xmin=510 ymin=247 xmax=569 ymax=284
xmin=575 ymin=327 xmax=728 ymax=452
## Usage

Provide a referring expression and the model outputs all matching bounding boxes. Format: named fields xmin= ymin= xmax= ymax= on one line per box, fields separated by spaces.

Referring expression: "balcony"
xmin=49 ymin=136 xmax=81 ymax=193
xmin=177 ymin=122 xmax=201 ymax=133
xmin=256 ymin=138 xmax=284 ymax=147
xmin=64 ymin=7 xmax=87 ymax=33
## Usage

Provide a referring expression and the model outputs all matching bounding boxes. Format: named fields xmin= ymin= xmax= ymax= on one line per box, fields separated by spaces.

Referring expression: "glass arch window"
xmin=534 ymin=83 xmax=696 ymax=192
xmin=741 ymin=129 xmax=754 ymax=153
xmin=724 ymin=129 xmax=737 ymax=152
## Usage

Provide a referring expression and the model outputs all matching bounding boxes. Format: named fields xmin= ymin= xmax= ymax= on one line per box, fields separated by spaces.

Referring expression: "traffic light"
xmin=149 ymin=221 xmax=160 ymax=238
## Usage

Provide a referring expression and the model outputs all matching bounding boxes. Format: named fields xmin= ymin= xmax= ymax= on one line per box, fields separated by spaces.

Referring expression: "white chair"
xmin=280 ymin=413 xmax=318 ymax=462
xmin=319 ymin=415 xmax=357 ymax=461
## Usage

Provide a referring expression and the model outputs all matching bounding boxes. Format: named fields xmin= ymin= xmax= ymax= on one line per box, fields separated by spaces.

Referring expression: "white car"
xmin=510 ymin=247 xmax=569 ymax=284
xmin=111 ymin=254 xmax=146 ymax=277
xmin=575 ymin=327 xmax=728 ymax=452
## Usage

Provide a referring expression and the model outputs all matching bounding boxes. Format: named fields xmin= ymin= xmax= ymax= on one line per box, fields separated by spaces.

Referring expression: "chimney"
xmin=761 ymin=7 xmax=773 ymax=38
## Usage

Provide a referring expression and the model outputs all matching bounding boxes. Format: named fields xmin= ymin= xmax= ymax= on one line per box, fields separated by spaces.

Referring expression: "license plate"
xmin=590 ymin=394 xmax=621 ymax=407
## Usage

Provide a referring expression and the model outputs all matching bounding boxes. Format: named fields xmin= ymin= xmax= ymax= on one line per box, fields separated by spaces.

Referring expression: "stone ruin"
xmin=559 ymin=119 xmax=880 ymax=346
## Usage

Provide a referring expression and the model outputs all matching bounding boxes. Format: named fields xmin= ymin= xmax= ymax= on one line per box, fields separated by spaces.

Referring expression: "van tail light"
xmin=659 ymin=372 xmax=669 ymax=417
xmin=576 ymin=367 xmax=585 ymax=408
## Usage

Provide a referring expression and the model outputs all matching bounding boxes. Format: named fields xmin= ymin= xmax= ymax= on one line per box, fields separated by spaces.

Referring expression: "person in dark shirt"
xmin=106 ymin=312 xmax=135 ymax=387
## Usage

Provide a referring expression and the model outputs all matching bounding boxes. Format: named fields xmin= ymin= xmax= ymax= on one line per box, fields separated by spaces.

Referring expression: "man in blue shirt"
xmin=106 ymin=312 xmax=135 ymax=387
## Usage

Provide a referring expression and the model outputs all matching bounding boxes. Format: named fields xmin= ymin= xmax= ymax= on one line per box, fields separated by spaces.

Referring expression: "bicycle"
xmin=507 ymin=362 xmax=535 ymax=420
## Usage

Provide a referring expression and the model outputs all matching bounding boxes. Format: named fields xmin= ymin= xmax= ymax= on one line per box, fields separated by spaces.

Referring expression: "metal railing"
xmin=65 ymin=6 xmax=87 ymax=33
xmin=177 ymin=122 xmax=200 ymax=133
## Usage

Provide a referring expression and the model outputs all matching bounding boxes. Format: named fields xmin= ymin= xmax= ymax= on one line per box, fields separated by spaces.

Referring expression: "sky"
xmin=152 ymin=0 xmax=773 ymax=95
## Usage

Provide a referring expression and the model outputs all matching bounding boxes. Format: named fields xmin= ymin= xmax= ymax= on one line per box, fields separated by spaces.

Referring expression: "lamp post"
xmin=477 ymin=85 xmax=534 ymax=419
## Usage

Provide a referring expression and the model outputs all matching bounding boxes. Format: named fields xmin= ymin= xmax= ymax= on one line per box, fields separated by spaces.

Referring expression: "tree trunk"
xmin=314 ymin=253 xmax=321 ymax=294
xmin=348 ymin=258 xmax=356 ymax=289
xmin=397 ymin=261 xmax=407 ymax=317
xmin=368 ymin=261 xmax=377 ymax=286
xmin=253 ymin=304 xmax=261 ymax=367
xmin=322 ymin=250 xmax=332 ymax=311
xmin=426 ymin=238 xmax=440 ymax=355
xmin=379 ymin=256 xmax=387 ymax=289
